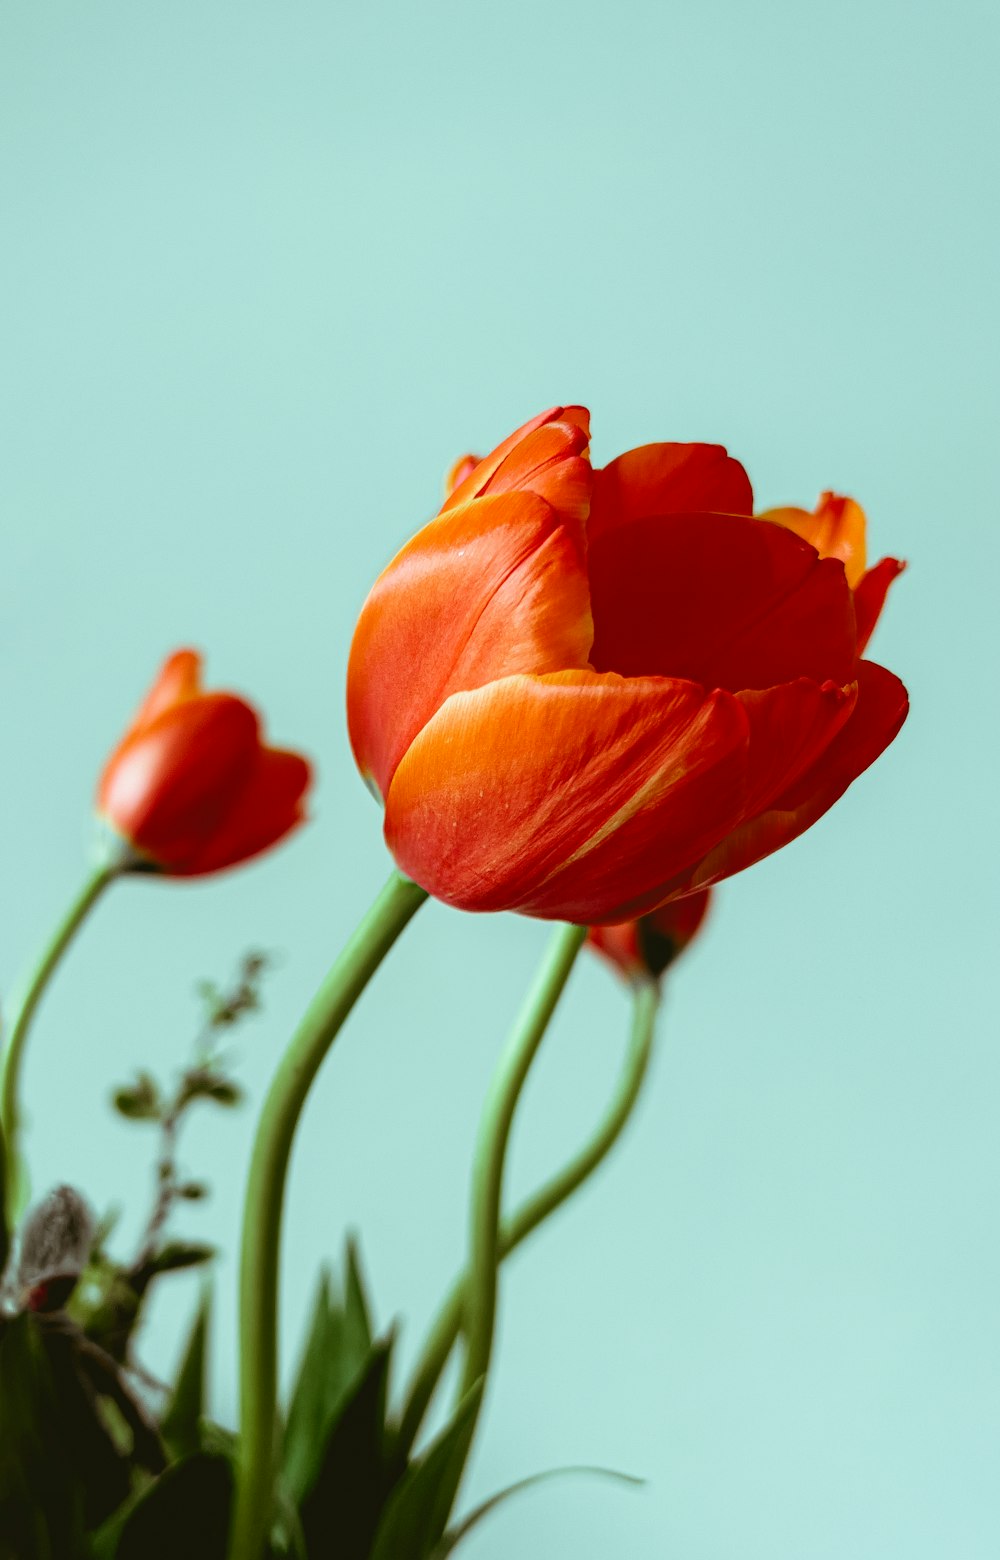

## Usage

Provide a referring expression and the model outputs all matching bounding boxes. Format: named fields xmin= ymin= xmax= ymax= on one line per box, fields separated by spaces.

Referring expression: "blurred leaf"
xmin=281 ymin=1241 xmax=377 ymax=1507
xmin=91 ymin=1207 xmax=122 ymax=1253
xmin=74 ymin=1267 xmax=143 ymax=1363
xmin=0 ymin=1313 xmax=146 ymax=1554
xmin=196 ymin=951 xmax=269 ymax=1032
xmin=370 ymin=1383 xmax=483 ymax=1560
xmin=64 ymin=1331 xmax=164 ymax=1476
xmin=344 ymin=1234 xmax=373 ymax=1357
xmin=176 ymin=1182 xmax=208 ymax=1201
xmin=112 ymin=1073 xmax=161 ymax=1122
xmin=112 ymin=1453 xmax=232 ymax=1560
xmin=282 ymin=1271 xmax=335 ymax=1504
xmin=160 ymin=1292 xmax=210 ymax=1460
xmin=203 ymin=1079 xmax=242 ymax=1106
xmin=197 ymin=1420 xmax=237 ymax=1461
xmin=432 ymin=1464 xmax=645 ymax=1557
xmin=0 ymin=1313 xmax=89 ymax=1558
xmin=144 ymin=1242 xmax=215 ymax=1277
xmin=298 ymin=1337 xmax=394 ymax=1560
xmin=176 ymin=1072 xmax=243 ymax=1111
xmin=267 ymin=1489 xmax=308 ymax=1560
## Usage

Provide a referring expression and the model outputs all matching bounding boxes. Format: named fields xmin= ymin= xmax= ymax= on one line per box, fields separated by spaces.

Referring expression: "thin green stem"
xmin=228 ymin=870 xmax=427 ymax=1560
xmin=460 ymin=921 xmax=587 ymax=1401
xmin=0 ymin=1117 xmax=8 ymax=1281
xmin=0 ymin=863 xmax=115 ymax=1223
xmin=397 ymin=977 xmax=659 ymax=1458
xmin=503 ymin=978 xmax=659 ymax=1246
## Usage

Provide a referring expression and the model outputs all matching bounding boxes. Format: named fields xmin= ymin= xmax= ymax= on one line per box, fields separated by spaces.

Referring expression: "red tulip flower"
xmin=347 ymin=407 xmax=907 ymax=923
xmin=97 ymin=650 xmax=312 ymax=875
xmin=588 ymin=890 xmax=713 ymax=984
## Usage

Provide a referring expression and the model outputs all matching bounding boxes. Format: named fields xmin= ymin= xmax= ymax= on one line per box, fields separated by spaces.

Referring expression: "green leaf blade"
xmin=433 ymin=1464 xmax=645 ymax=1558
xmin=160 ymin=1291 xmax=210 ymax=1459
xmin=297 ymin=1337 xmax=394 ymax=1560
xmin=112 ymin=1453 xmax=232 ymax=1560
xmin=371 ymin=1382 xmax=483 ymax=1560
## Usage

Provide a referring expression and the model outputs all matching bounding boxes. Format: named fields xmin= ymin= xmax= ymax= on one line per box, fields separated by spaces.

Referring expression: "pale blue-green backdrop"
xmin=2 ymin=4 xmax=997 ymax=1557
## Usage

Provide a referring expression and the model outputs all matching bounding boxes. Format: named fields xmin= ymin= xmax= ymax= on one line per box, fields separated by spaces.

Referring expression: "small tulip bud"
xmin=587 ymin=891 xmax=713 ymax=985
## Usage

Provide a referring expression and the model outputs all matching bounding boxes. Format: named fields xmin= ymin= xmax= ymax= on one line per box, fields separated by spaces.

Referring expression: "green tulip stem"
xmin=397 ymin=974 xmax=659 ymax=1458
xmin=459 ymin=921 xmax=588 ymax=1404
xmin=229 ymin=869 xmax=428 ymax=1560
xmin=0 ymin=861 xmax=116 ymax=1225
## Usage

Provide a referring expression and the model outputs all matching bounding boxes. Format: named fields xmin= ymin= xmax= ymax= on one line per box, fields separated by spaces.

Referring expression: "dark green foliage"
xmin=111 ymin=1453 xmax=233 ymax=1560
xmin=369 ymin=1385 xmax=482 ymax=1560
xmin=297 ymin=1340 xmax=394 ymax=1560
xmin=343 ymin=1235 xmax=373 ymax=1349
xmin=281 ymin=1272 xmax=337 ymax=1504
xmin=0 ymin=1313 xmax=88 ymax=1560
xmin=139 ymin=1240 xmax=216 ymax=1279
xmin=0 ymin=1229 xmax=633 ymax=1560
xmin=279 ymin=1240 xmax=477 ymax=1560
xmin=160 ymin=1291 xmax=210 ymax=1460
xmin=0 ymin=1313 xmax=163 ymax=1560
xmin=281 ymin=1245 xmax=373 ymax=1506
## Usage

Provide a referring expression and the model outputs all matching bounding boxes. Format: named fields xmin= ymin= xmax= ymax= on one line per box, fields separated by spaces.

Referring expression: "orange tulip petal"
xmin=588 ymin=443 xmax=753 ymax=544
xmin=672 ymin=660 xmax=908 ymax=893
xmin=854 ymin=556 xmax=906 ymax=653
xmin=383 ymin=669 xmax=748 ymax=922
xmin=589 ymin=511 xmax=856 ymax=691
xmin=177 ymin=746 xmax=312 ymax=875
xmin=736 ymin=677 xmax=858 ymax=819
xmin=444 ymin=453 xmax=481 ymax=497
xmin=98 ymin=696 xmax=260 ymax=868
xmin=759 ymin=493 xmax=868 ymax=588
xmin=129 ymin=649 xmax=203 ymax=732
xmin=348 ymin=491 xmax=594 ymax=798
xmin=440 ymin=406 xmax=560 ymax=503
xmin=442 ymin=413 xmax=592 ymax=525
xmin=558 ymin=404 xmax=591 ymax=436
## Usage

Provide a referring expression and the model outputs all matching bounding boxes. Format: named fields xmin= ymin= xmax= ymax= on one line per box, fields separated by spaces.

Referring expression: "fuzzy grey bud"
xmin=18 ymin=1183 xmax=95 ymax=1295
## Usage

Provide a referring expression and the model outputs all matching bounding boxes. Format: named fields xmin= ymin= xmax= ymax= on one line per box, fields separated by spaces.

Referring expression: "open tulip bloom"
xmin=348 ymin=406 xmax=906 ymax=921
xmin=0 ymin=405 xmax=907 ymax=1560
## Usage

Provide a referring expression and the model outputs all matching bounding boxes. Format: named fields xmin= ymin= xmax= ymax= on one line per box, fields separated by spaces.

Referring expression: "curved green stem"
xmin=0 ymin=863 xmax=116 ymax=1223
xmin=460 ymin=921 xmax=587 ymax=1401
xmin=397 ymin=976 xmax=659 ymax=1457
xmin=228 ymin=870 xmax=427 ymax=1560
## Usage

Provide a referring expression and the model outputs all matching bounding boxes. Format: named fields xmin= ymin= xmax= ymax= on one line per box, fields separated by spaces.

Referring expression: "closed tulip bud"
xmin=96 ymin=650 xmax=312 ymax=876
xmin=588 ymin=890 xmax=712 ymax=984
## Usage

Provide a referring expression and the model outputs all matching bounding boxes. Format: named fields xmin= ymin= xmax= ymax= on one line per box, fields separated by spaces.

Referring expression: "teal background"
xmin=1 ymin=4 xmax=997 ymax=1556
